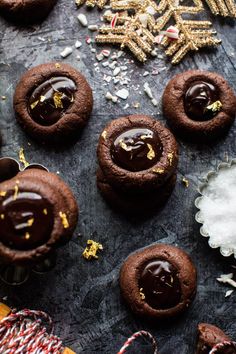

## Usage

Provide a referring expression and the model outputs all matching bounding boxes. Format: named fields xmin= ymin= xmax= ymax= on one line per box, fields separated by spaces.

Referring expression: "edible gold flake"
xmin=43 ymin=208 xmax=48 ymax=215
xmin=39 ymin=95 xmax=46 ymax=103
xmin=55 ymin=63 xmax=61 ymax=68
xmin=0 ymin=214 xmax=4 ymax=220
xmin=182 ymin=177 xmax=189 ymax=188
xmin=83 ymin=239 xmax=103 ymax=260
xmin=139 ymin=288 xmax=145 ymax=300
xmin=206 ymin=100 xmax=222 ymax=112
xmin=25 ymin=232 xmax=30 ymax=240
xmin=19 ymin=148 xmax=29 ymax=168
xmin=167 ymin=153 xmax=173 ymax=166
xmin=27 ymin=218 xmax=34 ymax=227
xmin=53 ymin=92 xmax=64 ymax=109
xmin=147 ymin=143 xmax=155 ymax=160
xmin=120 ymin=140 xmax=131 ymax=151
xmin=152 ymin=168 xmax=164 ymax=174
xmin=30 ymin=100 xmax=39 ymax=110
xmin=13 ymin=181 xmax=19 ymax=201
xmin=0 ymin=191 xmax=6 ymax=197
xmin=101 ymin=130 xmax=107 ymax=139
xmin=59 ymin=212 xmax=69 ymax=229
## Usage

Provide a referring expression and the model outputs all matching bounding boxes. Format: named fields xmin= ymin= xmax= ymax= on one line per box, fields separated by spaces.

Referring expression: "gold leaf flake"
xmin=13 ymin=181 xmax=19 ymax=201
xmin=139 ymin=288 xmax=145 ymax=300
xmin=25 ymin=232 xmax=30 ymax=240
xmin=30 ymin=100 xmax=39 ymax=110
xmin=0 ymin=214 xmax=4 ymax=220
xmin=120 ymin=140 xmax=132 ymax=151
xmin=206 ymin=100 xmax=222 ymax=112
xmin=53 ymin=92 xmax=64 ymax=109
xmin=0 ymin=191 xmax=6 ymax=197
xmin=167 ymin=152 xmax=173 ymax=166
xmin=83 ymin=239 xmax=103 ymax=260
xmin=39 ymin=95 xmax=46 ymax=103
xmin=19 ymin=148 xmax=29 ymax=168
xmin=59 ymin=211 xmax=69 ymax=229
xmin=43 ymin=208 xmax=48 ymax=215
xmin=152 ymin=168 xmax=164 ymax=174
xmin=55 ymin=63 xmax=61 ymax=68
xmin=101 ymin=130 xmax=107 ymax=139
xmin=27 ymin=218 xmax=34 ymax=227
xmin=147 ymin=143 xmax=155 ymax=160
xmin=182 ymin=177 xmax=189 ymax=188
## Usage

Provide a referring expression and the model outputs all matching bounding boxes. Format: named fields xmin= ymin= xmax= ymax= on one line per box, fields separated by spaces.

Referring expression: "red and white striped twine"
xmin=117 ymin=330 xmax=159 ymax=354
xmin=209 ymin=340 xmax=236 ymax=353
xmin=0 ymin=309 xmax=64 ymax=354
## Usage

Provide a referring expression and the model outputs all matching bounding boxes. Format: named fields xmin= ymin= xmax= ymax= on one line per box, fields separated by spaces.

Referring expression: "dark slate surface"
xmin=0 ymin=1 xmax=236 ymax=353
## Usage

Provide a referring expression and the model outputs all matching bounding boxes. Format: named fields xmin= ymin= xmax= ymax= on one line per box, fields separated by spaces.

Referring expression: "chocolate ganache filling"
xmin=111 ymin=128 xmax=163 ymax=172
xmin=0 ymin=191 xmax=54 ymax=250
xmin=184 ymin=81 xmax=219 ymax=121
xmin=28 ymin=76 xmax=77 ymax=126
xmin=139 ymin=259 xmax=181 ymax=310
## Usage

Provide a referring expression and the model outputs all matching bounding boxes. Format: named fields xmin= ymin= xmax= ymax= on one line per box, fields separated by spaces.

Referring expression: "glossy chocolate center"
xmin=184 ymin=81 xmax=219 ymax=121
xmin=28 ymin=76 xmax=76 ymax=126
xmin=139 ymin=259 xmax=181 ymax=310
xmin=0 ymin=191 xmax=54 ymax=250
xmin=111 ymin=128 xmax=163 ymax=172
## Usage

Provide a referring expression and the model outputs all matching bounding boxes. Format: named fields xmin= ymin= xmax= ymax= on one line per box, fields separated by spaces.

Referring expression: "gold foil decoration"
xmin=83 ymin=240 xmax=103 ymax=260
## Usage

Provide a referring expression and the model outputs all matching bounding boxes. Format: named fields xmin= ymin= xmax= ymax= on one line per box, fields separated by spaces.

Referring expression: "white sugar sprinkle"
xmin=115 ymin=88 xmax=129 ymax=100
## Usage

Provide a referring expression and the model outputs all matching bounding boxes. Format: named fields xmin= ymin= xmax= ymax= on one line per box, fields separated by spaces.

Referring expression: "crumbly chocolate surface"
xmin=162 ymin=70 xmax=236 ymax=142
xmin=14 ymin=62 xmax=93 ymax=144
xmin=120 ymin=244 xmax=197 ymax=320
xmin=0 ymin=0 xmax=57 ymax=23
xmin=0 ymin=168 xmax=78 ymax=265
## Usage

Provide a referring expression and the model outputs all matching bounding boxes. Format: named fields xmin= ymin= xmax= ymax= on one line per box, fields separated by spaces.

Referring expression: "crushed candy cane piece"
xmin=160 ymin=26 xmax=179 ymax=40
xmin=101 ymin=49 xmax=110 ymax=57
xmin=96 ymin=53 xmax=104 ymax=61
xmin=144 ymin=82 xmax=153 ymax=99
xmin=113 ymin=67 xmax=120 ymax=76
xmin=86 ymin=36 xmax=92 ymax=44
xmin=111 ymin=13 xmax=118 ymax=28
xmin=75 ymin=40 xmax=82 ymax=48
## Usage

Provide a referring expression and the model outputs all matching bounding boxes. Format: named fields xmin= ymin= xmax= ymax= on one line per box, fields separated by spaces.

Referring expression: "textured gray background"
xmin=0 ymin=1 xmax=236 ymax=353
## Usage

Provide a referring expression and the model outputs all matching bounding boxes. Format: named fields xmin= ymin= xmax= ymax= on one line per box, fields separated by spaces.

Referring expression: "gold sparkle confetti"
xmin=182 ymin=177 xmax=189 ymax=188
xmin=83 ymin=239 xmax=103 ymax=260
xmin=59 ymin=211 xmax=69 ymax=229
xmin=206 ymin=100 xmax=222 ymax=112
xmin=53 ymin=92 xmax=64 ymax=109
xmin=147 ymin=143 xmax=155 ymax=160
xmin=0 ymin=214 xmax=4 ymax=220
xmin=19 ymin=148 xmax=29 ymax=168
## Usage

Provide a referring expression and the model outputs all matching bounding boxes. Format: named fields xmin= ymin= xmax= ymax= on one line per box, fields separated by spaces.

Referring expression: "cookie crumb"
xmin=83 ymin=239 xmax=103 ymax=260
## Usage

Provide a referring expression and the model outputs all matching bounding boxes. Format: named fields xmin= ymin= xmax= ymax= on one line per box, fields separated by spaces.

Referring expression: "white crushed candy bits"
xmin=60 ymin=47 xmax=73 ymax=58
xmin=105 ymin=91 xmax=117 ymax=103
xmin=115 ymin=88 xmax=129 ymax=100
xmin=144 ymin=82 xmax=153 ymax=99
xmin=77 ymin=13 xmax=88 ymax=27
xmin=86 ymin=37 xmax=92 ymax=44
xmin=75 ymin=40 xmax=82 ymax=48
xmin=138 ymin=13 xmax=148 ymax=28
xmin=76 ymin=54 xmax=81 ymax=61
xmin=151 ymin=98 xmax=158 ymax=106
xmin=143 ymin=71 xmax=149 ymax=77
xmin=88 ymin=24 xmax=98 ymax=31
xmin=160 ymin=26 xmax=179 ymax=40
xmin=96 ymin=53 xmax=104 ymax=61
xmin=113 ymin=67 xmax=120 ymax=76
xmin=217 ymin=273 xmax=236 ymax=288
xmin=225 ymin=289 xmax=234 ymax=298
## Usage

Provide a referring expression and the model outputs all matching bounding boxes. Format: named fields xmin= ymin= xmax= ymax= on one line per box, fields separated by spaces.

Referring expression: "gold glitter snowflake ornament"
xmin=76 ymin=0 xmax=236 ymax=64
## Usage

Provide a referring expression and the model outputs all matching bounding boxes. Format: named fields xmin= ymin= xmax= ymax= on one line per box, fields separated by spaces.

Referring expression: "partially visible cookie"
xmin=97 ymin=167 xmax=176 ymax=214
xmin=14 ymin=62 xmax=93 ymax=144
xmin=195 ymin=323 xmax=235 ymax=354
xmin=120 ymin=244 xmax=197 ymax=320
xmin=163 ymin=70 xmax=236 ymax=142
xmin=0 ymin=0 xmax=57 ymax=23
xmin=0 ymin=168 xmax=78 ymax=265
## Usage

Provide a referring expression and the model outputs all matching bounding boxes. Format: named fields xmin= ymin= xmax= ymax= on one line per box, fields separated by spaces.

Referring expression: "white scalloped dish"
xmin=195 ymin=160 xmax=236 ymax=258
